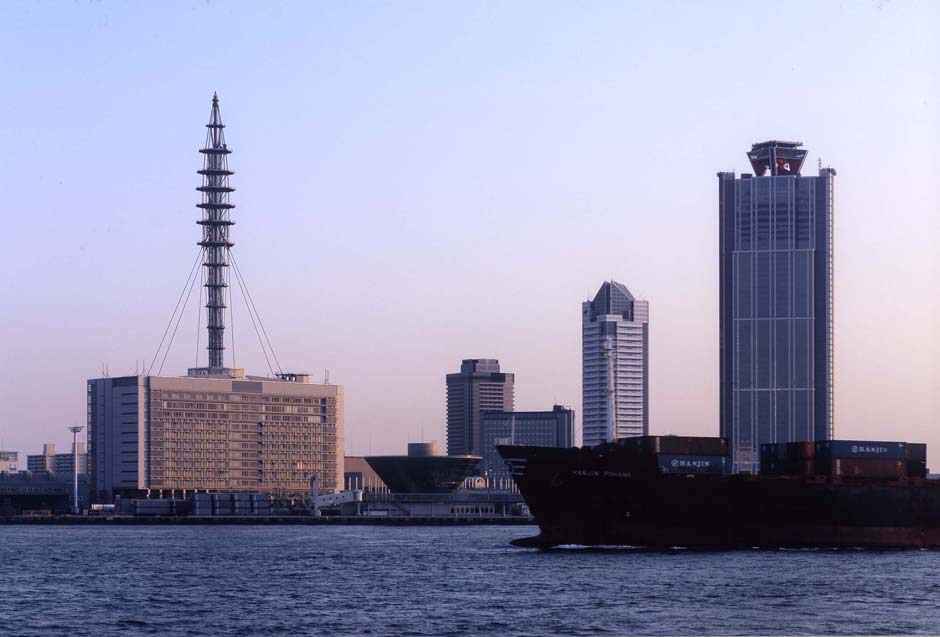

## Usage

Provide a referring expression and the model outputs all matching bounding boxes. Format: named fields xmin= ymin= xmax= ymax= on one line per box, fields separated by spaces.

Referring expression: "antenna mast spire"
xmin=197 ymin=93 xmax=235 ymax=370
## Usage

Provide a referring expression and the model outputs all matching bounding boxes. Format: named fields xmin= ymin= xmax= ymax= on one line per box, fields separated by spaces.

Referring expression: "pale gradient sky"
xmin=1 ymin=2 xmax=938 ymax=466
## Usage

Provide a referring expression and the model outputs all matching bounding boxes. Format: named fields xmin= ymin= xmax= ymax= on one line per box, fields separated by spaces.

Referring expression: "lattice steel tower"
xmin=197 ymin=93 xmax=235 ymax=370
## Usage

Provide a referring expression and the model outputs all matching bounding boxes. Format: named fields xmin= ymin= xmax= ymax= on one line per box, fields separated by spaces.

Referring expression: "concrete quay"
xmin=1 ymin=515 xmax=535 ymax=526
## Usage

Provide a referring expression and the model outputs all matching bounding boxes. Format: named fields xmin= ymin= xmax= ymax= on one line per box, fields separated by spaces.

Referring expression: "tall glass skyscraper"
xmin=718 ymin=141 xmax=835 ymax=473
xmin=582 ymin=281 xmax=649 ymax=447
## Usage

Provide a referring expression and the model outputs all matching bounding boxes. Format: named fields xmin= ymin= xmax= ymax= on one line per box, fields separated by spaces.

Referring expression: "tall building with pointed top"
xmin=718 ymin=140 xmax=835 ymax=473
xmin=582 ymin=281 xmax=649 ymax=447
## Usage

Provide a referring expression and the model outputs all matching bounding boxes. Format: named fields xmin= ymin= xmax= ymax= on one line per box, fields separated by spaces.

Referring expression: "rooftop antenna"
xmin=324 ymin=368 xmax=330 ymax=384
xmin=198 ymin=92 xmax=235 ymax=371
xmin=146 ymin=94 xmax=282 ymax=379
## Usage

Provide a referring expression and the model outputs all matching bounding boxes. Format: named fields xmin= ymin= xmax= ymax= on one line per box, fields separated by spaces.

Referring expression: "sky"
xmin=0 ymin=1 xmax=938 ymax=466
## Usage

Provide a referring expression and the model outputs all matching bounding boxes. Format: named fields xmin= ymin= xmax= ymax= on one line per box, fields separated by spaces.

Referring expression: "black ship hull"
xmin=498 ymin=445 xmax=940 ymax=549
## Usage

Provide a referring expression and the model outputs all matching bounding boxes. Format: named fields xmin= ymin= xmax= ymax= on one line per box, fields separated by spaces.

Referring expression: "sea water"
xmin=1 ymin=525 xmax=939 ymax=636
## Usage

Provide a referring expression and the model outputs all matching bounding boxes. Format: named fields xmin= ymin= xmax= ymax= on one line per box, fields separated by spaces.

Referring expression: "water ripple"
xmin=1 ymin=526 xmax=939 ymax=635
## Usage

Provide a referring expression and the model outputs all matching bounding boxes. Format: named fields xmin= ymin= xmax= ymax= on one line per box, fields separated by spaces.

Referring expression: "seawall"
xmin=1 ymin=515 xmax=534 ymax=526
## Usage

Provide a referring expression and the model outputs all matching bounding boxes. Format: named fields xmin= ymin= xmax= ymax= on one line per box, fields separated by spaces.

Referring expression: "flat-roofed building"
xmin=27 ymin=443 xmax=89 ymax=477
xmin=479 ymin=406 xmax=575 ymax=483
xmin=88 ymin=370 xmax=343 ymax=502
xmin=0 ymin=472 xmax=90 ymax=514
xmin=27 ymin=444 xmax=56 ymax=473
xmin=446 ymin=359 xmax=515 ymax=456
xmin=0 ymin=451 xmax=18 ymax=473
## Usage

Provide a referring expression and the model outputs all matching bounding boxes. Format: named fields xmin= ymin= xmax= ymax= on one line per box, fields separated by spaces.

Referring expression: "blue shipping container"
xmin=657 ymin=454 xmax=726 ymax=474
xmin=815 ymin=440 xmax=906 ymax=460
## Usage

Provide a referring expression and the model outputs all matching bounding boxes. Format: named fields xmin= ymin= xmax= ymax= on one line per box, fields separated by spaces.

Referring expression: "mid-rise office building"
xmin=582 ymin=281 xmax=649 ymax=447
xmin=718 ymin=140 xmax=835 ymax=473
xmin=88 ymin=370 xmax=344 ymax=502
xmin=27 ymin=443 xmax=88 ymax=477
xmin=446 ymin=359 xmax=514 ymax=456
xmin=479 ymin=405 xmax=575 ymax=481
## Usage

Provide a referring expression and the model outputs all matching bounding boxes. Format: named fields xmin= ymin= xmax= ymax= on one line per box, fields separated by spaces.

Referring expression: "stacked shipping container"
xmin=907 ymin=443 xmax=928 ymax=479
xmin=616 ymin=436 xmax=729 ymax=475
xmin=193 ymin=493 xmax=213 ymax=516
xmin=134 ymin=492 xmax=273 ymax=517
xmin=760 ymin=442 xmax=816 ymax=477
xmin=250 ymin=493 xmax=271 ymax=515
xmin=760 ymin=440 xmax=927 ymax=479
xmin=131 ymin=499 xmax=191 ymax=516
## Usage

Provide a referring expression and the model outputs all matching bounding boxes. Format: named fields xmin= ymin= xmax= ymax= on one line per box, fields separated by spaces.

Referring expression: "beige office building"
xmin=88 ymin=370 xmax=343 ymax=501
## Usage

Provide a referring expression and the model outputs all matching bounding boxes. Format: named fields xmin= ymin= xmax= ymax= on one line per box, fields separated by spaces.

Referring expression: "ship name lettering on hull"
xmin=572 ymin=470 xmax=631 ymax=478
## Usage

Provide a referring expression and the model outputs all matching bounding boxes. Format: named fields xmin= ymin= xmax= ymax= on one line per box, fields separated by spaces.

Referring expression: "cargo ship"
xmin=498 ymin=436 xmax=940 ymax=549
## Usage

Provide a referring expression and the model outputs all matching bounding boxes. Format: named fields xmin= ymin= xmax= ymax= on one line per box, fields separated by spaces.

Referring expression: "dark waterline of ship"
xmin=2 ymin=525 xmax=939 ymax=636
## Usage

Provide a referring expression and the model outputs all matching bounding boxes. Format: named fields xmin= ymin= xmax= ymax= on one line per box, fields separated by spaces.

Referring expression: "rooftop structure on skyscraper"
xmin=745 ymin=140 xmax=808 ymax=177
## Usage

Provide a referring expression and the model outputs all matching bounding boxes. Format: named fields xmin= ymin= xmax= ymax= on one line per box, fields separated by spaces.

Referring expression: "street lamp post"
xmin=67 ymin=426 xmax=84 ymax=514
